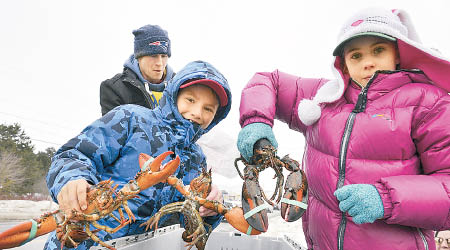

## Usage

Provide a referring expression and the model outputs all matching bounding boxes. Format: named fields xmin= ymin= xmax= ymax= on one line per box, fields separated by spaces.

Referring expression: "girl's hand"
xmin=334 ymin=184 xmax=384 ymax=224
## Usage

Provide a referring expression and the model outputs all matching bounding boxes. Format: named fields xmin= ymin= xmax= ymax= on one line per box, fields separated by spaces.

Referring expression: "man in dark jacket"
xmin=100 ymin=24 xmax=175 ymax=115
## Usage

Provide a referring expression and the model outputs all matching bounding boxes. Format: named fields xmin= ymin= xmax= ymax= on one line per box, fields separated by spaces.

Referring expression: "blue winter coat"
xmin=44 ymin=60 xmax=232 ymax=249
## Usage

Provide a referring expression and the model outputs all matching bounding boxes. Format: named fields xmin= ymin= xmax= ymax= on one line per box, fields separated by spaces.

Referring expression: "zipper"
xmin=336 ymin=111 xmax=356 ymax=250
xmin=336 ymin=74 xmax=375 ymax=250
xmin=417 ymin=228 xmax=428 ymax=250
xmin=127 ymin=78 xmax=155 ymax=109
xmin=336 ymin=112 xmax=356 ymax=189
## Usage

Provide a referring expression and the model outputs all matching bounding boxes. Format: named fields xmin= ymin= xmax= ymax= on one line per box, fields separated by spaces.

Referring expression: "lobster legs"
xmin=0 ymin=151 xmax=180 ymax=250
xmin=141 ymin=201 xmax=209 ymax=250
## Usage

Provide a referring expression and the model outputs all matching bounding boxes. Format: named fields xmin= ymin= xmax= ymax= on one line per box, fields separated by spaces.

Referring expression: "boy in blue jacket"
xmin=44 ymin=60 xmax=232 ymax=249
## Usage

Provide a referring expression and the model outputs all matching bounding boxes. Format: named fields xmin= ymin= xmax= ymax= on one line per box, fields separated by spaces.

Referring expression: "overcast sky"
xmin=1 ymin=1 xmax=449 ymax=193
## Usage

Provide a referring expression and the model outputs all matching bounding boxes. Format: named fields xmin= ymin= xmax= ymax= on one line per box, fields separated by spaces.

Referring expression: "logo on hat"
xmin=149 ymin=41 xmax=168 ymax=49
xmin=351 ymin=20 xmax=364 ymax=26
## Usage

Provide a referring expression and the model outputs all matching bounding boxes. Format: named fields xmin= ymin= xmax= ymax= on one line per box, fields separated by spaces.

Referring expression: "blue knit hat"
xmin=133 ymin=24 xmax=171 ymax=58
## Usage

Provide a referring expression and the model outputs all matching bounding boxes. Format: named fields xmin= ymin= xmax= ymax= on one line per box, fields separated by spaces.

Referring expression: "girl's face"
xmin=343 ymin=36 xmax=399 ymax=87
xmin=176 ymin=84 xmax=219 ymax=129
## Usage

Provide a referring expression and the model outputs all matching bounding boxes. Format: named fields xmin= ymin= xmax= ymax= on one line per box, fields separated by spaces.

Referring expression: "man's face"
xmin=138 ymin=54 xmax=168 ymax=83
xmin=176 ymin=84 xmax=219 ymax=129
xmin=343 ymin=36 xmax=399 ymax=87
xmin=436 ymin=231 xmax=450 ymax=250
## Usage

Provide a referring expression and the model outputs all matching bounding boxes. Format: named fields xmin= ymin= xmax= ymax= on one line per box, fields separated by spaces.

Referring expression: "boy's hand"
xmin=57 ymin=179 xmax=92 ymax=218
xmin=199 ymin=184 xmax=222 ymax=217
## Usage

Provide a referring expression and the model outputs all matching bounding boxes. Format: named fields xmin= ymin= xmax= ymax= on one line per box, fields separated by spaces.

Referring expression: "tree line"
xmin=0 ymin=123 xmax=55 ymax=197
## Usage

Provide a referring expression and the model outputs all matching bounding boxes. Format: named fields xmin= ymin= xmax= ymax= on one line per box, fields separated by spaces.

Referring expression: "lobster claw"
xmin=136 ymin=151 xmax=181 ymax=190
xmin=0 ymin=211 xmax=60 ymax=249
xmin=224 ymin=207 xmax=262 ymax=235
xmin=241 ymin=165 xmax=269 ymax=232
xmin=280 ymin=170 xmax=308 ymax=222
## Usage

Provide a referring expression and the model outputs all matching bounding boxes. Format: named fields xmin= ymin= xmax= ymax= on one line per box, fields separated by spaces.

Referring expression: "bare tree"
xmin=0 ymin=151 xmax=27 ymax=195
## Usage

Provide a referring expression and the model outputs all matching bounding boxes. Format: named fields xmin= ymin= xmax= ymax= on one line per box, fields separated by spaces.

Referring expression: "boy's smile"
xmin=177 ymin=84 xmax=219 ymax=129
xmin=343 ymin=36 xmax=399 ymax=87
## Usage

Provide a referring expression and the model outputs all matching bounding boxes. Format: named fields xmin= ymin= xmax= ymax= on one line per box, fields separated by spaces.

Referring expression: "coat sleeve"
xmin=374 ymin=92 xmax=450 ymax=230
xmin=46 ymin=107 xmax=133 ymax=202
xmin=100 ymin=77 xmax=124 ymax=116
xmin=239 ymin=70 xmax=325 ymax=133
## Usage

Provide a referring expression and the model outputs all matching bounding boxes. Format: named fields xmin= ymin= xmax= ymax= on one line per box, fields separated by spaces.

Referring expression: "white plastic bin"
xmin=91 ymin=225 xmax=306 ymax=250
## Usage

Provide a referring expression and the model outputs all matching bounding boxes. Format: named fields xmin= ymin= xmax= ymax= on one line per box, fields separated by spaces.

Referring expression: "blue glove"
xmin=237 ymin=123 xmax=278 ymax=162
xmin=334 ymin=184 xmax=384 ymax=224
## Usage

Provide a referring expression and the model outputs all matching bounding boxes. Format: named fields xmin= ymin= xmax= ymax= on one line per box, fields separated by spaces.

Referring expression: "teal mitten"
xmin=237 ymin=123 xmax=278 ymax=162
xmin=334 ymin=184 xmax=384 ymax=224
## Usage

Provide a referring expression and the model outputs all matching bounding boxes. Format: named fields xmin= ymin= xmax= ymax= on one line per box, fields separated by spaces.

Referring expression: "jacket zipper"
xmin=336 ymin=75 xmax=374 ymax=250
xmin=139 ymin=82 xmax=155 ymax=109
xmin=127 ymin=78 xmax=155 ymax=109
xmin=417 ymin=228 xmax=428 ymax=250
xmin=336 ymin=112 xmax=356 ymax=250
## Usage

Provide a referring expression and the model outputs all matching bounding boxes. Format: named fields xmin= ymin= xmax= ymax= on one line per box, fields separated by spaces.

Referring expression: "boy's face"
xmin=343 ymin=36 xmax=399 ymax=87
xmin=176 ymin=84 xmax=219 ymax=129
xmin=138 ymin=54 xmax=169 ymax=83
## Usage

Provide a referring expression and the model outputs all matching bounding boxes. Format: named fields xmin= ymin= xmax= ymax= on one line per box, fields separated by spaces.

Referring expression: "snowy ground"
xmin=0 ymin=200 xmax=307 ymax=249
xmin=0 ymin=199 xmax=59 ymax=221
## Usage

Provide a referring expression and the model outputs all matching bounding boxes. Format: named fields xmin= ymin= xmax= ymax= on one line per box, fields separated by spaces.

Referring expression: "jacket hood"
xmin=297 ymin=8 xmax=450 ymax=126
xmin=158 ymin=60 xmax=232 ymax=136
xmin=123 ymin=54 xmax=174 ymax=91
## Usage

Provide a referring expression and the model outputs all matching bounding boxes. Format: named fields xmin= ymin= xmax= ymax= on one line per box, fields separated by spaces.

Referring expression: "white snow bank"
xmin=0 ymin=200 xmax=59 ymax=221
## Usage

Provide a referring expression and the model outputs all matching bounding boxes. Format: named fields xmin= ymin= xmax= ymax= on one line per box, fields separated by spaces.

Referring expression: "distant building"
xmin=221 ymin=190 xmax=241 ymax=207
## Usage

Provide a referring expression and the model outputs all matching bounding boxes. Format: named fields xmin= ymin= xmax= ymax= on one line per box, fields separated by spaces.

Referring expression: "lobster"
xmin=141 ymin=168 xmax=262 ymax=250
xmin=0 ymin=151 xmax=180 ymax=250
xmin=234 ymin=139 xmax=308 ymax=232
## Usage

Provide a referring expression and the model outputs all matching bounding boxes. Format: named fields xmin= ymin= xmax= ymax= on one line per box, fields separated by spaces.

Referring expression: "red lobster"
xmin=235 ymin=139 xmax=308 ymax=232
xmin=141 ymin=168 xmax=262 ymax=250
xmin=0 ymin=151 xmax=180 ymax=250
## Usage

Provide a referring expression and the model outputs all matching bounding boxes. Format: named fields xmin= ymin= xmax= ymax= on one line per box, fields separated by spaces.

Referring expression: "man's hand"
xmin=199 ymin=184 xmax=223 ymax=217
xmin=57 ymin=179 xmax=92 ymax=218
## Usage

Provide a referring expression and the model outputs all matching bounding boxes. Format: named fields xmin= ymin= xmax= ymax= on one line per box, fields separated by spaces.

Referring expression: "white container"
xmin=91 ymin=225 xmax=306 ymax=250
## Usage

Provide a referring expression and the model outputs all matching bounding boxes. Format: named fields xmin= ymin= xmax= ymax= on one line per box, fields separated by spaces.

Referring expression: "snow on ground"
xmin=0 ymin=199 xmax=59 ymax=221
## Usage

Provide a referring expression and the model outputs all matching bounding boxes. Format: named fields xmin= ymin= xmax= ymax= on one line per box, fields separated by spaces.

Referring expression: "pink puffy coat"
xmin=239 ymin=70 xmax=450 ymax=250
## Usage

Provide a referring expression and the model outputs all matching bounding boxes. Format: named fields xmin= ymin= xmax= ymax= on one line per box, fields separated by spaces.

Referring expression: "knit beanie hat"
xmin=297 ymin=7 xmax=450 ymax=126
xmin=133 ymin=24 xmax=171 ymax=58
xmin=332 ymin=8 xmax=418 ymax=56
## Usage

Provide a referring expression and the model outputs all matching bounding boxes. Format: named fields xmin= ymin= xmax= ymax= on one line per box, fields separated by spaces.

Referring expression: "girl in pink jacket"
xmin=237 ymin=7 xmax=450 ymax=250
